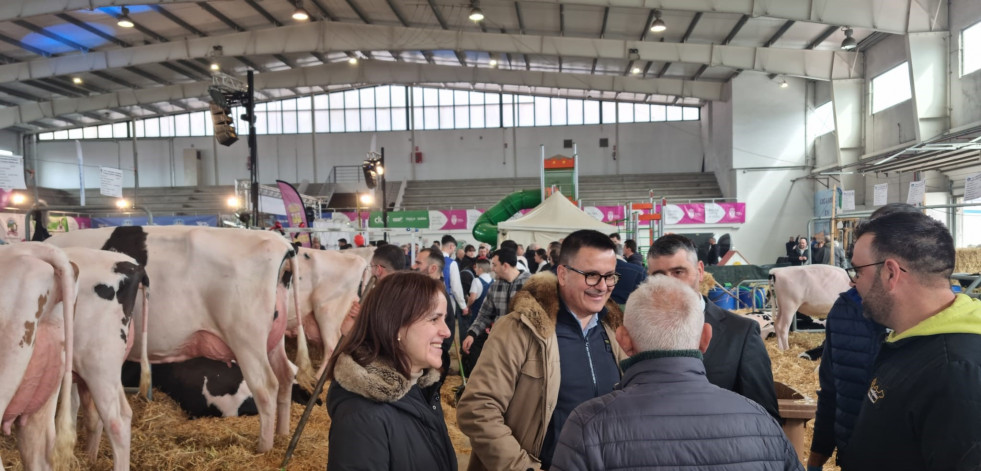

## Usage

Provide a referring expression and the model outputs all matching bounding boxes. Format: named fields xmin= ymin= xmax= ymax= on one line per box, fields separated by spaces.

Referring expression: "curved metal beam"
xmin=0 ymin=60 xmax=723 ymax=129
xmin=0 ymin=21 xmax=862 ymax=85
xmin=0 ymin=0 xmax=944 ymax=34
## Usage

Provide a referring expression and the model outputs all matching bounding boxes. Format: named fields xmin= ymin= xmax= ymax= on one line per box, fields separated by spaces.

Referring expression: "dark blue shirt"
xmin=539 ymin=300 xmax=620 ymax=469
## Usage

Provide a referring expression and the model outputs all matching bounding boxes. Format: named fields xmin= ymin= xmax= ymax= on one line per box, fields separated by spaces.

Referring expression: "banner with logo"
xmin=704 ymin=202 xmax=746 ymax=224
xmin=368 ymin=210 xmax=429 ymax=229
xmin=91 ymin=215 xmax=217 ymax=227
xmin=582 ymin=205 xmax=626 ymax=223
xmin=431 ymin=209 xmax=469 ymax=230
xmin=661 ymin=203 xmax=705 ymax=224
xmin=276 ymin=180 xmax=310 ymax=248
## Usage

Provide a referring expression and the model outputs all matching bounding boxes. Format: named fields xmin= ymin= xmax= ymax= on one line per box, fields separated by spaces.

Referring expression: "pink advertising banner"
xmin=433 ymin=209 xmax=469 ymax=230
xmin=276 ymin=180 xmax=311 ymax=248
xmin=661 ymin=203 xmax=705 ymax=224
xmin=582 ymin=205 xmax=626 ymax=223
xmin=631 ymin=203 xmax=746 ymax=226
xmin=706 ymin=202 xmax=746 ymax=223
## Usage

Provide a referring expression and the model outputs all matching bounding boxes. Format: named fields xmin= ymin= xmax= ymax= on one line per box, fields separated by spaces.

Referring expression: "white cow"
xmin=60 ymin=247 xmax=149 ymax=471
xmin=769 ymin=264 xmax=852 ymax=350
xmin=48 ymin=226 xmax=313 ymax=452
xmin=0 ymin=243 xmax=76 ymax=471
xmin=289 ymin=248 xmax=371 ymax=376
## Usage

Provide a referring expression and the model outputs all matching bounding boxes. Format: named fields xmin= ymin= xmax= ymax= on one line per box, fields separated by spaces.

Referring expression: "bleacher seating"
xmin=33 ymin=185 xmax=236 ymax=216
xmin=398 ymin=173 xmax=724 ymax=210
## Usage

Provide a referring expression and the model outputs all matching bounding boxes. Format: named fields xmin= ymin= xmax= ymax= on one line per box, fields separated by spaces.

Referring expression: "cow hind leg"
xmin=270 ymin=339 xmax=294 ymax=437
xmin=86 ymin=383 xmax=131 ymax=471
xmin=233 ymin=348 xmax=280 ymax=452
xmin=77 ymin=384 xmax=104 ymax=464
xmin=14 ymin=389 xmax=59 ymax=471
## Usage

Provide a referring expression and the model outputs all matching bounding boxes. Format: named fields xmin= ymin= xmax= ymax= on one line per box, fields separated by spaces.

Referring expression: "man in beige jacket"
xmin=457 ymin=230 xmax=628 ymax=470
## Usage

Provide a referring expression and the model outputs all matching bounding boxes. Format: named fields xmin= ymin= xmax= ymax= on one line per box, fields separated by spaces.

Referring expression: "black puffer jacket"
xmin=551 ymin=353 xmax=802 ymax=471
xmin=326 ymin=354 xmax=457 ymax=471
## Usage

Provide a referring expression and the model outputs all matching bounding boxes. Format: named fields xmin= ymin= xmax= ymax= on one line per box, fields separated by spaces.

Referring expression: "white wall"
xmin=0 ymin=129 xmax=19 ymax=155
xmin=35 ymin=121 xmax=705 ymax=188
xmin=730 ymin=73 xmax=815 ymax=265
xmin=701 ymin=89 xmax=734 ymax=198
xmin=951 ymin=0 xmax=981 ymax=128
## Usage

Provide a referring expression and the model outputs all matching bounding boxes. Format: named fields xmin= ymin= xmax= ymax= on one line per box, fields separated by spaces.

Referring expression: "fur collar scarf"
xmin=509 ymin=271 xmax=623 ymax=340
xmin=333 ymin=353 xmax=440 ymax=403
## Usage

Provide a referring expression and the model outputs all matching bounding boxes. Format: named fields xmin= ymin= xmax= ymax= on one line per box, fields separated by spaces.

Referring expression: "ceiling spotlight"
xmin=649 ymin=10 xmax=666 ymax=33
xmin=115 ymin=198 xmax=130 ymax=209
xmin=779 ymin=79 xmax=789 ymax=88
xmin=359 ymin=193 xmax=374 ymax=205
xmin=348 ymin=57 xmax=358 ymax=65
xmin=840 ymin=27 xmax=857 ymax=51
xmin=468 ymin=5 xmax=485 ymax=22
xmin=631 ymin=67 xmax=641 ymax=75
xmin=292 ymin=3 xmax=310 ymax=21
xmin=117 ymin=6 xmax=135 ymax=28
xmin=72 ymin=77 xmax=83 ymax=84
xmin=489 ymin=58 xmax=498 ymax=67
xmin=210 ymin=63 xmax=220 ymax=71
xmin=226 ymin=196 xmax=240 ymax=208
xmin=10 ymin=193 xmax=26 ymax=205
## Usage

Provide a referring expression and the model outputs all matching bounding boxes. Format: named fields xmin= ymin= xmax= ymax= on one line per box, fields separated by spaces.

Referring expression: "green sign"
xmin=369 ymin=210 xmax=429 ymax=228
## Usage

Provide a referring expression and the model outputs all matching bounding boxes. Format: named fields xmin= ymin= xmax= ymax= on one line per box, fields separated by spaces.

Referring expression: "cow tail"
xmin=45 ymin=250 xmax=78 ymax=471
xmin=290 ymin=253 xmax=316 ymax=392
xmin=138 ymin=281 xmax=152 ymax=400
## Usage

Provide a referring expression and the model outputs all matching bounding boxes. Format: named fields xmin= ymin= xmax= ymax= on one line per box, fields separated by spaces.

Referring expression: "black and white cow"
xmin=59 ymin=246 xmax=149 ymax=471
xmin=121 ymin=359 xmax=318 ymax=419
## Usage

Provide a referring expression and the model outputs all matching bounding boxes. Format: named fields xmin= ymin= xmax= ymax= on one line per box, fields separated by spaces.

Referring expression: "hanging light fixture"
xmin=292 ymin=1 xmax=310 ymax=21
xmin=117 ymin=6 xmax=135 ymax=28
xmin=468 ymin=2 xmax=485 ymax=22
xmin=631 ymin=67 xmax=641 ymax=75
xmin=649 ymin=10 xmax=666 ymax=33
xmin=779 ymin=79 xmax=789 ymax=88
xmin=841 ymin=27 xmax=857 ymax=51
xmin=348 ymin=56 xmax=358 ymax=65
xmin=72 ymin=77 xmax=83 ymax=84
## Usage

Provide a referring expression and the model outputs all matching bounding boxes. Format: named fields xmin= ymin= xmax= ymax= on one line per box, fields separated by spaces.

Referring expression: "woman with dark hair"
xmin=325 ymin=271 xmax=457 ymax=471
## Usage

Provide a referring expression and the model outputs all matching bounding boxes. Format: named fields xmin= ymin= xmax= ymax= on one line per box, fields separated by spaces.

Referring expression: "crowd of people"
xmin=321 ymin=216 xmax=981 ymax=471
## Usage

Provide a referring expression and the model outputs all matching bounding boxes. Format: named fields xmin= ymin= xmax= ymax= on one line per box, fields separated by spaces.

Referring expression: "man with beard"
xmin=807 ymin=203 xmax=915 ymax=471
xmin=840 ymin=211 xmax=981 ymax=471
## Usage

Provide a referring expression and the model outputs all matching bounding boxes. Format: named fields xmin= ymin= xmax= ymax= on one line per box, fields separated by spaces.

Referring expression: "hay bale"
xmin=956 ymin=247 xmax=981 ymax=275
xmin=700 ymin=271 xmax=716 ymax=296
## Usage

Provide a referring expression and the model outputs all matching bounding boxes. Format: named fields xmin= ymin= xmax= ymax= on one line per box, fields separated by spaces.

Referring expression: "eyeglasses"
xmin=563 ymin=265 xmax=619 ymax=287
xmin=846 ymin=261 xmax=907 ymax=283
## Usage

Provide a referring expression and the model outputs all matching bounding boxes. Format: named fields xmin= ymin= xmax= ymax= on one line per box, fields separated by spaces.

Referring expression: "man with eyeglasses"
xmin=806 ymin=203 xmax=914 ymax=471
xmin=458 ymin=230 xmax=627 ymax=471
xmin=646 ymin=234 xmax=780 ymax=422
xmin=837 ymin=211 xmax=981 ymax=471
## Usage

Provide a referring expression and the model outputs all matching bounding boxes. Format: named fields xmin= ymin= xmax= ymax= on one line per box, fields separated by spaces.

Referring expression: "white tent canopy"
xmin=498 ymin=191 xmax=618 ymax=247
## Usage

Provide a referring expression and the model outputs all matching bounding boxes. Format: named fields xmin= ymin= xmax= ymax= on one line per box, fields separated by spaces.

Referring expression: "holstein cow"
xmin=59 ymin=247 xmax=149 ymax=471
xmin=119 ymin=357 xmax=319 ymax=419
xmin=769 ymin=264 xmax=852 ymax=350
xmin=0 ymin=243 xmax=76 ymax=471
xmin=289 ymin=248 xmax=370 ymax=375
xmin=47 ymin=226 xmax=314 ymax=452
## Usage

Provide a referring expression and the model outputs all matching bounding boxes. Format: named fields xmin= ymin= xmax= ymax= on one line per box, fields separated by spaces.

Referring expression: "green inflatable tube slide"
xmin=472 ymin=189 xmax=542 ymax=245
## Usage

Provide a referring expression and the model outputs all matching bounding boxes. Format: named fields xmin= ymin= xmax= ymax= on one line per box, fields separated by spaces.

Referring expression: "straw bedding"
xmin=2 ymin=330 xmax=829 ymax=470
